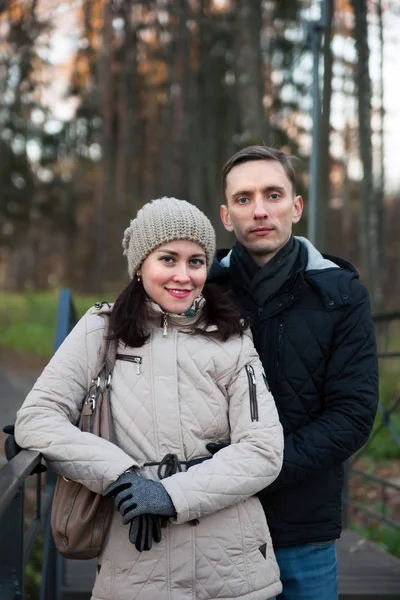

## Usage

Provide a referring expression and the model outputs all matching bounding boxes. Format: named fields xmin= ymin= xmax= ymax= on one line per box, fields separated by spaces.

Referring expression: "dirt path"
xmin=0 ymin=351 xmax=46 ymax=464
xmin=0 ymin=366 xmax=37 ymax=424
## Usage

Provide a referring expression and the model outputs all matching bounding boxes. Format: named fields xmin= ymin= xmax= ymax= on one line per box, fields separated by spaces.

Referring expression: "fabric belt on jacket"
xmin=144 ymin=452 xmax=210 ymax=480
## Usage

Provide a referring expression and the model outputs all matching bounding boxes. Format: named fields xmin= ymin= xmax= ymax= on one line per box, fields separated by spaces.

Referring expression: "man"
xmin=209 ymin=146 xmax=379 ymax=600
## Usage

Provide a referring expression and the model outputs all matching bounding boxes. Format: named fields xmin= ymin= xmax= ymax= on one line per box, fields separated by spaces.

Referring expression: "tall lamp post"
xmin=306 ymin=0 xmax=328 ymax=245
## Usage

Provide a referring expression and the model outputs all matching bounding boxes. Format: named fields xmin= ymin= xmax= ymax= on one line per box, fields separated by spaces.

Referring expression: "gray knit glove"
xmin=103 ymin=471 xmax=176 ymax=524
xmin=129 ymin=514 xmax=163 ymax=552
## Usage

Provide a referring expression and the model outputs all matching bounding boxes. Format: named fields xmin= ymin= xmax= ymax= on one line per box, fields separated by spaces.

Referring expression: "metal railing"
xmin=0 ymin=289 xmax=78 ymax=600
xmin=343 ymin=311 xmax=400 ymax=532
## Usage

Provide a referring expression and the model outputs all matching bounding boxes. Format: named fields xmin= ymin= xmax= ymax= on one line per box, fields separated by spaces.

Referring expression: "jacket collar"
xmin=87 ymin=298 xmax=217 ymax=336
xmin=209 ymin=237 xmax=360 ymax=313
xmin=215 ymin=237 xmax=343 ymax=273
xmin=147 ymin=300 xmax=218 ymax=335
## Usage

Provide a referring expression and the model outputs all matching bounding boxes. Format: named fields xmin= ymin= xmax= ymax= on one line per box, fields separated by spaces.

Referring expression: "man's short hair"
xmin=222 ymin=146 xmax=297 ymax=196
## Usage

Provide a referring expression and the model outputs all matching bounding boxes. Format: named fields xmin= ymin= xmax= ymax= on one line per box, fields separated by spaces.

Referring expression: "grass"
xmin=361 ymin=364 xmax=400 ymax=460
xmin=348 ymin=358 xmax=400 ymax=559
xmin=0 ymin=291 xmax=112 ymax=358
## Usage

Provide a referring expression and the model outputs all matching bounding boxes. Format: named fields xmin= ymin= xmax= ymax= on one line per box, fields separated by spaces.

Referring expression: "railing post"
xmin=40 ymin=511 xmax=63 ymax=600
xmin=0 ymin=288 xmax=80 ymax=600
xmin=0 ymin=484 xmax=25 ymax=599
xmin=54 ymin=289 xmax=77 ymax=352
xmin=343 ymin=311 xmax=400 ymax=533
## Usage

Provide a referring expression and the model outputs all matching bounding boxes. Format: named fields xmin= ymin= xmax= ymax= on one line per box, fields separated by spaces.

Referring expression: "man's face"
xmin=220 ymin=159 xmax=303 ymax=266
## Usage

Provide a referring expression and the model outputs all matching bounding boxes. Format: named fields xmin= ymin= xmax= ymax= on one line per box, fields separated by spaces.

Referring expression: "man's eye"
xmin=237 ymin=197 xmax=248 ymax=204
xmin=270 ymin=193 xmax=280 ymax=200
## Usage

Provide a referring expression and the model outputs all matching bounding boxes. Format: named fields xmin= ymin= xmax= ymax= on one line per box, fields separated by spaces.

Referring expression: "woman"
xmin=15 ymin=197 xmax=283 ymax=600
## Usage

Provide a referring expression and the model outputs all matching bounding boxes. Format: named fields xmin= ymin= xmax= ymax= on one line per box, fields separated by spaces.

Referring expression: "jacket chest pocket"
xmin=116 ymin=354 xmax=142 ymax=374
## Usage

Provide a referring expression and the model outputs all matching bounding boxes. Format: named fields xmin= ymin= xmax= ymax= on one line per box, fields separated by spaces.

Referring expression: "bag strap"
xmin=94 ymin=314 xmax=118 ymax=377
xmin=80 ymin=314 xmax=117 ymax=434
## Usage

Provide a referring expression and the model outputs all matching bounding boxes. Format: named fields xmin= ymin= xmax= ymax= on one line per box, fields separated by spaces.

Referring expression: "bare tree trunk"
xmin=376 ymin=0 xmax=385 ymax=275
xmin=161 ymin=4 xmax=175 ymax=196
xmin=142 ymin=16 xmax=162 ymax=203
xmin=234 ymin=0 xmax=266 ymax=144
xmin=169 ymin=0 xmax=190 ymax=199
xmin=351 ymin=0 xmax=382 ymax=309
xmin=198 ymin=0 xmax=215 ymax=214
xmin=0 ymin=247 xmax=9 ymax=291
xmin=341 ymin=122 xmax=353 ymax=260
xmin=317 ymin=0 xmax=334 ymax=252
xmin=197 ymin=0 xmax=229 ymax=237
xmin=115 ymin=0 xmax=138 ymax=222
xmin=95 ymin=2 xmax=115 ymax=291
xmin=187 ymin=0 xmax=205 ymax=210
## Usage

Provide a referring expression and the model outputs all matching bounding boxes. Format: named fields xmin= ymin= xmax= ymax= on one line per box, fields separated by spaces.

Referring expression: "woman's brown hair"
xmin=108 ymin=278 xmax=248 ymax=348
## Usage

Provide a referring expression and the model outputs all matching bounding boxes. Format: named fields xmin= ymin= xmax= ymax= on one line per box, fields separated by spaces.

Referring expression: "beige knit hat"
xmin=122 ymin=197 xmax=216 ymax=279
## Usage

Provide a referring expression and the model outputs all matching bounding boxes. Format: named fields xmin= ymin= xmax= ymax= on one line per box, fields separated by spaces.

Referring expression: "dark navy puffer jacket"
xmin=209 ymin=237 xmax=379 ymax=547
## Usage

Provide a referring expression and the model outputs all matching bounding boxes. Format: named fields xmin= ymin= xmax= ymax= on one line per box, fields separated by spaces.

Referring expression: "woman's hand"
xmin=103 ymin=471 xmax=176 ymax=524
xmin=128 ymin=515 xmax=163 ymax=552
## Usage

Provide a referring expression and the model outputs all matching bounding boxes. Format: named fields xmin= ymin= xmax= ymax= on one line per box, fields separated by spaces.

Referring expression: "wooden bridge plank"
xmin=63 ymin=558 xmax=96 ymax=600
xmin=337 ymin=530 xmax=400 ymax=598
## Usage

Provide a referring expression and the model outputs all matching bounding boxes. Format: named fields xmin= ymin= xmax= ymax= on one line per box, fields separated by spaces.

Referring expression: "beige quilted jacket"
xmin=16 ymin=303 xmax=283 ymax=600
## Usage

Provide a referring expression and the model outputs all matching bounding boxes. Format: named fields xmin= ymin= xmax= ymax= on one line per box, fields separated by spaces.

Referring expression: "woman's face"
xmin=140 ymin=239 xmax=207 ymax=314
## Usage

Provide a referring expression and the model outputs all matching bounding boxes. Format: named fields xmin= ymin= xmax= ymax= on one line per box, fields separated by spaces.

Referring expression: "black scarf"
xmin=229 ymin=236 xmax=300 ymax=306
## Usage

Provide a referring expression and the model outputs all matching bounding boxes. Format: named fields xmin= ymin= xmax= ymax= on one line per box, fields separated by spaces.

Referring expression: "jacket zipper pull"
xmin=162 ymin=314 xmax=168 ymax=337
xmin=247 ymin=364 xmax=256 ymax=385
xmin=116 ymin=354 xmax=142 ymax=374
xmin=246 ymin=365 xmax=259 ymax=422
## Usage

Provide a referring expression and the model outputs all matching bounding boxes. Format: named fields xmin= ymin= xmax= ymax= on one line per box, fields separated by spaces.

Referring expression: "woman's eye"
xmin=190 ymin=259 xmax=205 ymax=266
xmin=161 ymin=256 xmax=174 ymax=264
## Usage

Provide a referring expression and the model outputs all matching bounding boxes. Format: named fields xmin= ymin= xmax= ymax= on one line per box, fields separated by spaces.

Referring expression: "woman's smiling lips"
xmin=165 ymin=288 xmax=192 ymax=298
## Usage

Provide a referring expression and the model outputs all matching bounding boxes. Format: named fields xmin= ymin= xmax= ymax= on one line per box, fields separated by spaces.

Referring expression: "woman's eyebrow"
xmin=155 ymin=249 xmax=206 ymax=258
xmin=155 ymin=249 xmax=178 ymax=255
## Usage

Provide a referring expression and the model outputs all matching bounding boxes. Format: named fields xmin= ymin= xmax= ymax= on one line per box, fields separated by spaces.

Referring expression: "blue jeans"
xmin=272 ymin=541 xmax=338 ymax=600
